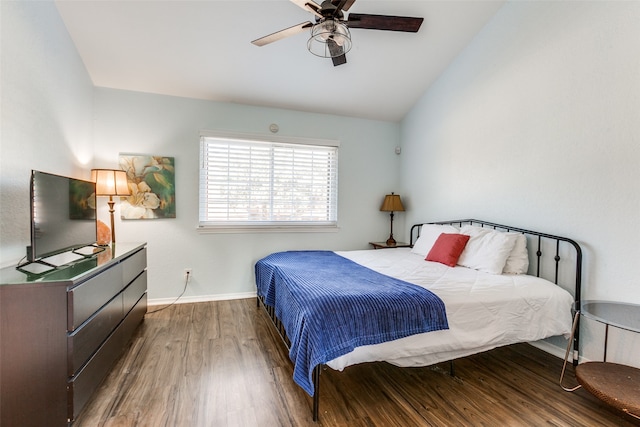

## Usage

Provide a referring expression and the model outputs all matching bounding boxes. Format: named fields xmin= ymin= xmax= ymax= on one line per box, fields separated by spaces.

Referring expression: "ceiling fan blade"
xmin=290 ymin=0 xmax=323 ymax=18
xmin=347 ymin=13 xmax=424 ymax=32
xmin=327 ymin=38 xmax=343 ymax=56
xmin=327 ymin=39 xmax=347 ymax=66
xmin=251 ymin=21 xmax=313 ymax=47
xmin=331 ymin=0 xmax=356 ymax=13
xmin=332 ymin=54 xmax=347 ymax=66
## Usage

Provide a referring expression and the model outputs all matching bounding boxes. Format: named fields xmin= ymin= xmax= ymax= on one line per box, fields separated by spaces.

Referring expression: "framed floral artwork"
xmin=118 ymin=154 xmax=176 ymax=219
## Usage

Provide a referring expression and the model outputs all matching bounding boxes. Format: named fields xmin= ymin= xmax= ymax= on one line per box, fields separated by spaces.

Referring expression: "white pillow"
xmin=411 ymin=224 xmax=459 ymax=257
xmin=457 ymin=225 xmax=518 ymax=275
xmin=502 ymin=233 xmax=529 ymax=274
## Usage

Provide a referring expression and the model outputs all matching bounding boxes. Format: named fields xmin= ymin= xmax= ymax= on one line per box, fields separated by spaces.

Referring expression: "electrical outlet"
xmin=184 ymin=268 xmax=192 ymax=282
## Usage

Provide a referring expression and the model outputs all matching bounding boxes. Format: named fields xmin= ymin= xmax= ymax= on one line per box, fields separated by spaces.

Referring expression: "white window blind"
xmin=199 ymin=134 xmax=338 ymax=228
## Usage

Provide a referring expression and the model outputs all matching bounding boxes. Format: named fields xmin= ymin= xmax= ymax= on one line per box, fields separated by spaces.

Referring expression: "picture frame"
xmin=118 ymin=153 xmax=176 ymax=219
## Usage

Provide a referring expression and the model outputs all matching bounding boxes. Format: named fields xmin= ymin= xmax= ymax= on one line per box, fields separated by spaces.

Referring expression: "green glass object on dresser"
xmin=0 ymin=242 xmax=148 ymax=427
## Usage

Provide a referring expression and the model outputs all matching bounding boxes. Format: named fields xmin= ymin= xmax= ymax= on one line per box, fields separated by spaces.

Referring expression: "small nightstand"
xmin=576 ymin=301 xmax=640 ymax=419
xmin=369 ymin=241 xmax=411 ymax=249
xmin=561 ymin=300 xmax=640 ymax=420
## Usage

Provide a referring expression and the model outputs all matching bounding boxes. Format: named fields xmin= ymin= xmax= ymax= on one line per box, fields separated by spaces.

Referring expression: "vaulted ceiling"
xmin=55 ymin=0 xmax=505 ymax=122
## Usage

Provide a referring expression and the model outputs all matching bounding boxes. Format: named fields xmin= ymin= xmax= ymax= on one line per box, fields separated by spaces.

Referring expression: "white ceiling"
xmin=55 ymin=0 xmax=505 ymax=122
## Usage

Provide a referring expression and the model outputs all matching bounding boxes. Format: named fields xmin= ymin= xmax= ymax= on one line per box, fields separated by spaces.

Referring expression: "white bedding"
xmin=327 ymin=248 xmax=574 ymax=371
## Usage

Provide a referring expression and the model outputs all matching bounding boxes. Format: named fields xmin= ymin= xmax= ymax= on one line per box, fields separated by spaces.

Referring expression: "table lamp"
xmin=91 ymin=169 xmax=131 ymax=244
xmin=380 ymin=192 xmax=405 ymax=246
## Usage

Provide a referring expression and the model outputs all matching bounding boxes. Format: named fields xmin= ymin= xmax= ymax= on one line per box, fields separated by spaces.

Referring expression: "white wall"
xmin=0 ymin=0 xmax=94 ymax=266
xmin=0 ymin=1 xmax=401 ymax=300
xmin=92 ymin=88 xmax=401 ymax=302
xmin=401 ymin=1 xmax=640 ymax=365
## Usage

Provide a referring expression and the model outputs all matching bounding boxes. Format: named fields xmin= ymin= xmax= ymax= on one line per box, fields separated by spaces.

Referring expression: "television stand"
xmin=72 ymin=244 xmax=106 ymax=257
xmin=1 ymin=242 xmax=147 ymax=426
xmin=16 ymin=259 xmax=56 ymax=275
xmin=17 ymin=245 xmax=108 ymax=276
xmin=41 ymin=250 xmax=85 ymax=266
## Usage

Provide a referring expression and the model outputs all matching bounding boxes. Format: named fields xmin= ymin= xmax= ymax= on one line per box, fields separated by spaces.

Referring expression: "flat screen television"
xmin=28 ymin=170 xmax=98 ymax=263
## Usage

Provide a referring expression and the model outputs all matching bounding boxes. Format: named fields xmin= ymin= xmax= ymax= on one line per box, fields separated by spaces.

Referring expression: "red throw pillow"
xmin=426 ymin=233 xmax=471 ymax=267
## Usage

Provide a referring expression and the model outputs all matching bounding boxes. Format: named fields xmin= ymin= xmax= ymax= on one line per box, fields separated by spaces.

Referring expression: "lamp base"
xmin=107 ymin=196 xmax=116 ymax=244
xmin=386 ymin=236 xmax=397 ymax=246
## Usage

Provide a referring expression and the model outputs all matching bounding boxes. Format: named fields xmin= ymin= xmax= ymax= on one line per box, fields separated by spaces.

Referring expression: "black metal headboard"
xmin=410 ymin=219 xmax=583 ymax=363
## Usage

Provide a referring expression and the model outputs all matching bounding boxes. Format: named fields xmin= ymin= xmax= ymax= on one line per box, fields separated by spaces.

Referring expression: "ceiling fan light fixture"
xmin=307 ymin=19 xmax=352 ymax=58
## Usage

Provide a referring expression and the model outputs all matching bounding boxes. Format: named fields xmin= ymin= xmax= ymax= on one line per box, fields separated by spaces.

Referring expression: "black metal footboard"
xmin=257 ymin=296 xmax=322 ymax=421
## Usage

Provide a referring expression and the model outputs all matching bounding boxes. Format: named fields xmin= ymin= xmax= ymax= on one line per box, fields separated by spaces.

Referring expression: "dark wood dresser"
xmin=0 ymin=242 xmax=147 ymax=426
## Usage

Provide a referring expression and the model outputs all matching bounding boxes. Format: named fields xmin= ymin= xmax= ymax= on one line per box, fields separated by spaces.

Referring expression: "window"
xmin=199 ymin=131 xmax=339 ymax=230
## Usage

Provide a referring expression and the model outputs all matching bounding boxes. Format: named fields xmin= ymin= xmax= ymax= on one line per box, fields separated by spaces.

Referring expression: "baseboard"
xmin=529 ymin=339 xmax=589 ymax=363
xmin=529 ymin=340 xmax=566 ymax=359
xmin=148 ymin=291 xmax=257 ymax=306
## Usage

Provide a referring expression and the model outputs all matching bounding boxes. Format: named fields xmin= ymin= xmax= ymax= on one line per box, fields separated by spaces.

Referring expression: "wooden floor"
xmin=75 ymin=299 xmax=638 ymax=427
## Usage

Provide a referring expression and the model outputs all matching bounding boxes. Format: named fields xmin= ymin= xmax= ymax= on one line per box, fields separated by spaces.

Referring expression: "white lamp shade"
xmin=91 ymin=169 xmax=130 ymax=196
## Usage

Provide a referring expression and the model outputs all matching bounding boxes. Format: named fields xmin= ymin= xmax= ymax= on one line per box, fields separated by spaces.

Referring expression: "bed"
xmin=255 ymin=219 xmax=583 ymax=421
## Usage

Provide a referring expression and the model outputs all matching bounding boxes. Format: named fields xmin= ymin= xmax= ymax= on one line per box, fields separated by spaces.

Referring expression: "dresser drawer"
xmin=67 ymin=293 xmax=124 ymax=376
xmin=68 ymin=319 xmax=126 ymax=422
xmin=123 ymin=270 xmax=147 ymax=316
xmin=68 ymin=263 xmax=123 ymax=331
xmin=121 ymin=294 xmax=147 ymax=345
xmin=68 ymin=295 xmax=146 ymax=422
xmin=122 ymin=248 xmax=146 ymax=286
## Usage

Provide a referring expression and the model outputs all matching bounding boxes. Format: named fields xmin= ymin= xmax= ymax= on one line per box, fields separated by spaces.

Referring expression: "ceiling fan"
xmin=251 ymin=0 xmax=424 ymax=66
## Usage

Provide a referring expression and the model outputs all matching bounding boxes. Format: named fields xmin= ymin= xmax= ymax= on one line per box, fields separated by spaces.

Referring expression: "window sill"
xmin=197 ymin=225 xmax=340 ymax=234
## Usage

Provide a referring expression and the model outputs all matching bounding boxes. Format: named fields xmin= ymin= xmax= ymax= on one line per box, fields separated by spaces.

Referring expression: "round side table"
xmin=574 ymin=300 xmax=640 ymax=419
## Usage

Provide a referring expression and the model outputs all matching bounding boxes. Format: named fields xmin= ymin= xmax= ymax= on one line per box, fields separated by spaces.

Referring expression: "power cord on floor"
xmin=147 ymin=270 xmax=190 ymax=314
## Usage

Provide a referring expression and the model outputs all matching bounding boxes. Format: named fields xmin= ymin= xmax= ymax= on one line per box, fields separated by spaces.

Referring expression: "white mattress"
xmin=327 ymin=248 xmax=574 ymax=371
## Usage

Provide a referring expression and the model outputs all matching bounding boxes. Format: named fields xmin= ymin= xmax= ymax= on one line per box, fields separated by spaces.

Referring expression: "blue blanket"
xmin=255 ymin=250 xmax=449 ymax=396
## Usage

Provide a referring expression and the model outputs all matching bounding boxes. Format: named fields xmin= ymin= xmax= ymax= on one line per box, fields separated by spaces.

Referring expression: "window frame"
xmin=198 ymin=130 xmax=340 ymax=233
